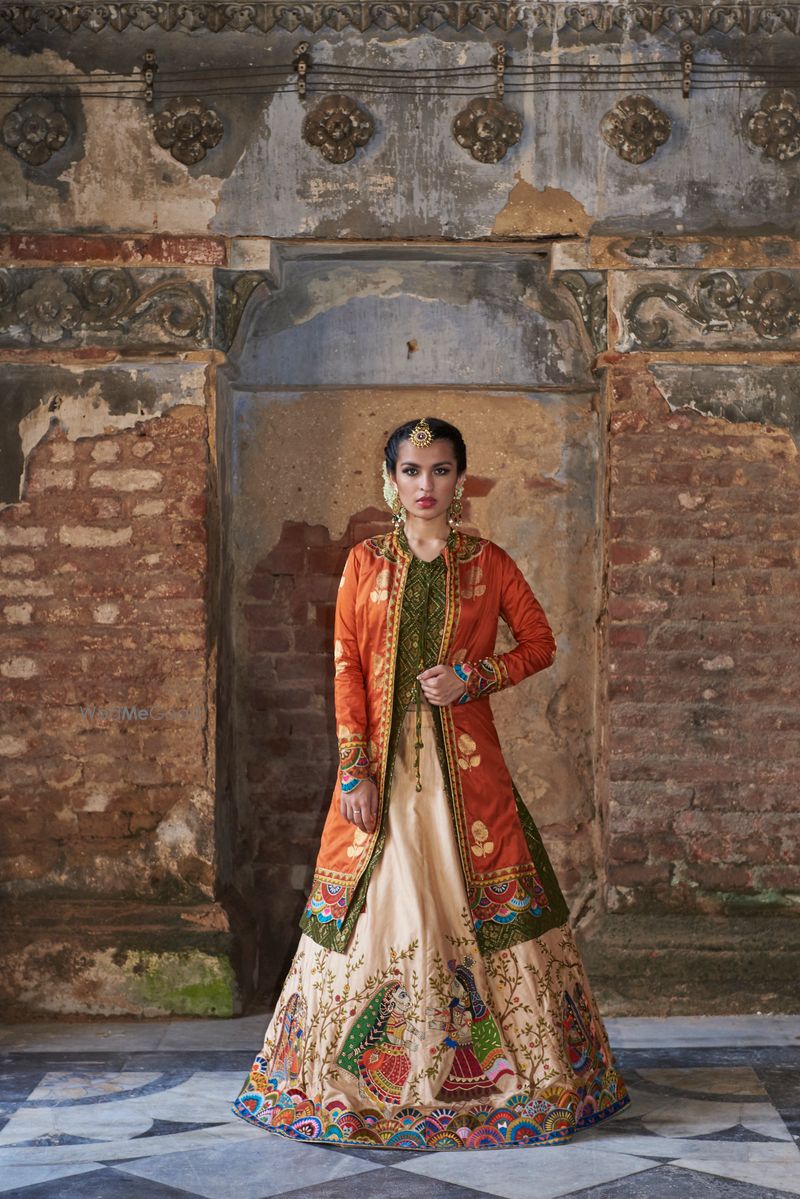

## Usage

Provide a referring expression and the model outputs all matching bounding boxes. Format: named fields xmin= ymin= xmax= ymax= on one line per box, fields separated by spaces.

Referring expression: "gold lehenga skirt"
xmin=231 ymin=700 xmax=630 ymax=1151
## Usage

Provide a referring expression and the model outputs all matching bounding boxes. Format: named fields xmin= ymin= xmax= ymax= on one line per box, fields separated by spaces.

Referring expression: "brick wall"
xmin=606 ymin=363 xmax=799 ymax=914
xmin=0 ymin=406 xmax=212 ymax=901
xmin=238 ymin=512 xmax=386 ymax=986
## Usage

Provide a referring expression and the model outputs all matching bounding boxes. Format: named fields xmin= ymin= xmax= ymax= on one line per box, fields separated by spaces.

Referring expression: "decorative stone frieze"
xmin=555 ymin=272 xmax=608 ymax=354
xmin=600 ymin=95 xmax=671 ymax=164
xmin=745 ymin=88 xmax=800 ymax=161
xmin=302 ymin=94 xmax=374 ymax=163
xmin=452 ymin=97 xmax=523 ymax=163
xmin=0 ymin=268 xmax=211 ymax=347
xmin=4 ymin=3 xmax=800 ymax=37
xmin=618 ymin=270 xmax=800 ymax=348
xmin=152 ymin=98 xmax=224 ymax=165
xmin=2 ymin=97 xmax=69 ymax=165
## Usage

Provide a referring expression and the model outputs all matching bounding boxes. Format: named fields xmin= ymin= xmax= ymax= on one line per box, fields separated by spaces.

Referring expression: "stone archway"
xmin=214 ymin=240 xmax=607 ymax=1004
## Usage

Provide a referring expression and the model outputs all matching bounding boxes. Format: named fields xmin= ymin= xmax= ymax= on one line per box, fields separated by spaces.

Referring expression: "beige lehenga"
xmin=231 ymin=694 xmax=630 ymax=1151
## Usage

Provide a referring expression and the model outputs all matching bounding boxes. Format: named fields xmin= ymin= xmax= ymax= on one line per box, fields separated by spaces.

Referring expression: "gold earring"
xmin=381 ymin=461 xmax=406 ymax=528
xmin=447 ymin=480 xmax=465 ymax=528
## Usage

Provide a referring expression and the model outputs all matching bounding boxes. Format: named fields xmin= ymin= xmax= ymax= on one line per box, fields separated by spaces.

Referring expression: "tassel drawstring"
xmin=413 ymin=677 xmax=423 ymax=792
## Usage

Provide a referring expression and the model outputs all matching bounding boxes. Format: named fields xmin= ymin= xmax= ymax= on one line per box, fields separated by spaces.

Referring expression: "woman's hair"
xmin=384 ymin=416 xmax=467 ymax=475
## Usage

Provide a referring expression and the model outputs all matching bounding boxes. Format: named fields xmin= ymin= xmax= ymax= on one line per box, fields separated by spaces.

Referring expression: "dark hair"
xmin=384 ymin=417 xmax=467 ymax=475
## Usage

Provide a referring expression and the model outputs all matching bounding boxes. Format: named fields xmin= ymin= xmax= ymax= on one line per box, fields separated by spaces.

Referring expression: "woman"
xmin=232 ymin=415 xmax=630 ymax=1151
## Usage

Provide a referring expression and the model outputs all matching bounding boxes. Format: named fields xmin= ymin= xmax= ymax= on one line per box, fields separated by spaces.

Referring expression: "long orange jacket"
xmin=298 ymin=524 xmax=566 ymax=956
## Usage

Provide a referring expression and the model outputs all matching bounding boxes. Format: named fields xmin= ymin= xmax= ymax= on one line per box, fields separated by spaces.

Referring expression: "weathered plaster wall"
xmin=216 ymin=242 xmax=603 ymax=996
xmin=3 ymin=17 xmax=800 ymax=240
xmin=1 ymin=3 xmax=799 ymax=1014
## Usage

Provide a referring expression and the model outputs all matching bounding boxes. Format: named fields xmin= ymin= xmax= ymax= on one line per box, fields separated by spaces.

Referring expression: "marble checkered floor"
xmin=0 ymin=1014 xmax=798 ymax=1199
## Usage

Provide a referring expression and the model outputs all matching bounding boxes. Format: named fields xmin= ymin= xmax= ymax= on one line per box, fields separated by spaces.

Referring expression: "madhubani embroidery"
xmin=470 ymin=820 xmax=494 ymax=858
xmin=454 ymin=655 xmax=510 ymax=703
xmin=233 ymin=1066 xmax=628 ymax=1148
xmin=429 ymin=956 xmax=515 ymax=1100
xmin=301 ymin=877 xmax=352 ymax=931
xmin=232 ymin=931 xmax=630 ymax=1149
xmin=268 ymin=993 xmax=306 ymax=1085
xmin=336 ymin=980 xmax=421 ymax=1105
xmin=562 ymin=982 xmax=608 ymax=1078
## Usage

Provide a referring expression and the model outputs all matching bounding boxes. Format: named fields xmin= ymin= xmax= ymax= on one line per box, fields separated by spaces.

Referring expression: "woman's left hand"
xmin=417 ymin=664 xmax=467 ymax=706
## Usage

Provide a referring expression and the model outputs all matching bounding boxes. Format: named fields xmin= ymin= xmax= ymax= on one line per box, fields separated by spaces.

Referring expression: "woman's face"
xmin=389 ymin=438 xmax=465 ymax=521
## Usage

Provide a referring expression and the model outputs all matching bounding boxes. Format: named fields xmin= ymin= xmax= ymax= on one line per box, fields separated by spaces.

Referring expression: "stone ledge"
xmin=577 ymin=913 xmax=800 ymax=1016
xmin=0 ymin=898 xmax=248 ymax=1021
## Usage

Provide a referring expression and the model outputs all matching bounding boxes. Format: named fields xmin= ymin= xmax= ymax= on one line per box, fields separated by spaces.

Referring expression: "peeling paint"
xmin=493 ymin=175 xmax=593 ymax=238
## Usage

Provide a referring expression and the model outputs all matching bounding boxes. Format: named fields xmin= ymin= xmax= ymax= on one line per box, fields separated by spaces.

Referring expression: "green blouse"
xmin=388 ymin=523 xmax=458 ymax=793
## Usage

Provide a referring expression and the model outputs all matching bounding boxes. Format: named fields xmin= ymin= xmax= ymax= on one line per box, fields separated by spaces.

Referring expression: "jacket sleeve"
xmin=453 ymin=546 xmax=557 ymax=703
xmin=333 ymin=543 xmax=375 ymax=790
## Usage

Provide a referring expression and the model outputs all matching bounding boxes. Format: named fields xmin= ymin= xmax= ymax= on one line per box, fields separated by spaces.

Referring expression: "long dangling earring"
xmin=447 ymin=480 xmax=465 ymax=528
xmin=381 ymin=460 xmax=405 ymax=528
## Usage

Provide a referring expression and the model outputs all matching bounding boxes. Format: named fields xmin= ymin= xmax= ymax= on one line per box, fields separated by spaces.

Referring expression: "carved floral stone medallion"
xmin=302 ymin=93 xmax=374 ymax=163
xmin=745 ymin=88 xmax=800 ymax=161
xmin=152 ymin=97 xmax=224 ymax=165
xmin=2 ymin=96 xmax=69 ymax=165
xmin=452 ymin=96 xmax=523 ymax=163
xmin=740 ymin=272 xmax=800 ymax=338
xmin=600 ymin=94 xmax=671 ymax=163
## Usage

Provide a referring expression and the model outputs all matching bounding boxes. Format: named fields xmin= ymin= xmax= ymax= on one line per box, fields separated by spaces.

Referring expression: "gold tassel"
xmin=413 ymin=677 xmax=423 ymax=792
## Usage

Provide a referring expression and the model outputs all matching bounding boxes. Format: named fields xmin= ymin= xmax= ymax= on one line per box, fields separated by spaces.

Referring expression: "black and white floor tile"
xmin=0 ymin=1015 xmax=798 ymax=1198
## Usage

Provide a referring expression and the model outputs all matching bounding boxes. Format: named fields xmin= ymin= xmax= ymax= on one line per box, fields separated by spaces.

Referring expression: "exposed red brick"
xmin=606 ymin=363 xmax=800 ymax=915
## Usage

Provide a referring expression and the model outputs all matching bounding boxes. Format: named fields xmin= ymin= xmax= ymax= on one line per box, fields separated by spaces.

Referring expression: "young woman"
xmin=232 ymin=416 xmax=630 ymax=1151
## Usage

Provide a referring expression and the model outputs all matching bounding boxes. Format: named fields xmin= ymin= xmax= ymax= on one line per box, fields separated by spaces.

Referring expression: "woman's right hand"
xmin=340 ymin=777 xmax=378 ymax=834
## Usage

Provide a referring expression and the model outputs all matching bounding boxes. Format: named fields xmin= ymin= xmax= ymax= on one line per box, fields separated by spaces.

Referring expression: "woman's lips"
xmin=416 ymin=498 xmax=436 ymax=507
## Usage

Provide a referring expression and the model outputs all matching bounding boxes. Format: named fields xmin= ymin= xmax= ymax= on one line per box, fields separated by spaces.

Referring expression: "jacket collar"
xmin=394 ymin=520 xmax=458 ymax=564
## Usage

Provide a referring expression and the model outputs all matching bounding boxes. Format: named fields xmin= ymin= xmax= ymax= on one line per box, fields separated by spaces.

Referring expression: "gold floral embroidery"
xmin=370 ymin=567 xmax=391 ymax=604
xmin=457 ymin=732 xmax=481 ymax=771
xmin=461 ymin=564 xmax=486 ymax=600
xmin=347 ymin=827 xmax=370 ymax=859
xmin=372 ymin=653 xmax=384 ymax=690
xmin=334 ymin=638 xmax=348 ymax=675
xmin=470 ymin=819 xmax=494 ymax=857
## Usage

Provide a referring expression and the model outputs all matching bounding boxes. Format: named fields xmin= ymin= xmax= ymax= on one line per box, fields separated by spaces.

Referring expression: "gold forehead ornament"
xmin=408 ymin=416 xmax=434 ymax=448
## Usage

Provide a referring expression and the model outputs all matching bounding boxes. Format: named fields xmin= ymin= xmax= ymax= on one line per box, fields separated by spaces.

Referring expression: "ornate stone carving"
xmin=740 ymin=272 xmax=800 ymax=338
xmin=302 ymin=94 xmax=374 ymax=163
xmin=2 ymin=96 xmax=69 ymax=165
xmin=556 ymin=272 xmax=608 ymax=353
xmin=624 ymin=271 xmax=800 ymax=347
xmin=152 ymin=98 xmax=224 ymax=165
xmin=0 ymin=269 xmax=210 ymax=347
xmin=600 ymin=95 xmax=671 ymax=163
xmin=452 ymin=97 xmax=522 ymax=163
xmin=745 ymin=88 xmax=800 ymax=161
xmin=214 ymin=270 xmax=272 ymax=351
xmin=4 ymin=4 xmax=800 ymax=37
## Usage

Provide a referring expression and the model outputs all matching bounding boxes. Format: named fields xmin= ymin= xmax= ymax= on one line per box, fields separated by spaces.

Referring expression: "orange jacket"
xmin=304 ymin=525 xmax=558 ymax=950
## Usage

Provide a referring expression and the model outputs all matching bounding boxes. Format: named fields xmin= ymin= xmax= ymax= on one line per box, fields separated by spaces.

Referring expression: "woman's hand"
xmin=340 ymin=777 xmax=378 ymax=834
xmin=417 ymin=664 xmax=468 ymax=706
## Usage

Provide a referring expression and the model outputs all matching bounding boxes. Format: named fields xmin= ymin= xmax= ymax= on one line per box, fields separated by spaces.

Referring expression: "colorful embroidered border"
xmin=453 ymin=655 xmax=510 ymax=703
xmin=338 ymin=738 xmax=373 ymax=792
xmin=231 ymin=1060 xmax=630 ymax=1151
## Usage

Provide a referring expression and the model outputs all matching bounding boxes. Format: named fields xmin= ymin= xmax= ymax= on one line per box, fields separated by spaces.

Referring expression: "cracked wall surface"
xmin=1 ymin=8 xmax=799 ymax=1013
